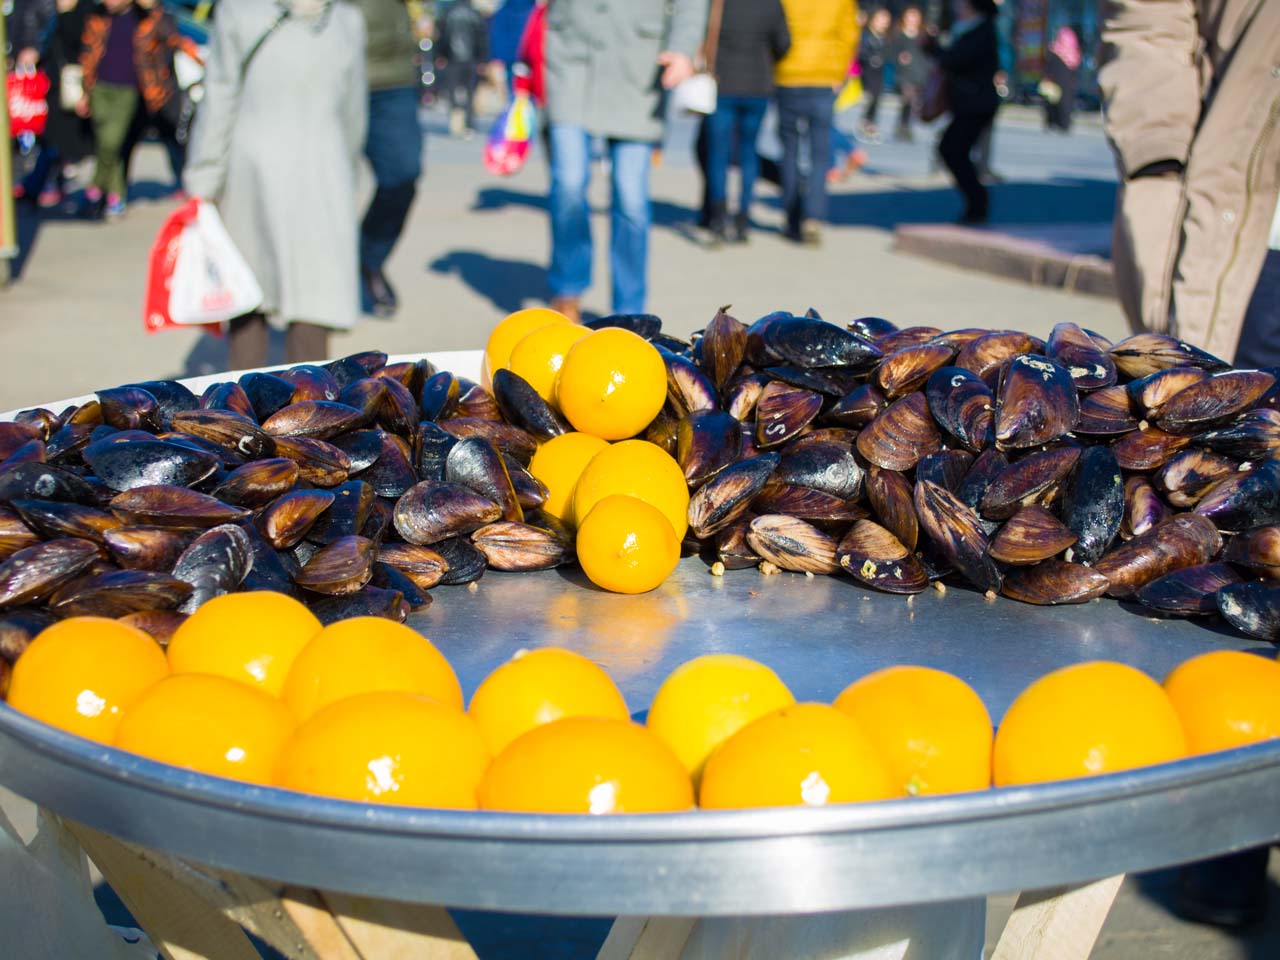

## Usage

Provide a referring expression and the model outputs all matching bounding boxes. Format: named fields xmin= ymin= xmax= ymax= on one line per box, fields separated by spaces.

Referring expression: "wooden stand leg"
xmin=321 ymin=890 xmax=480 ymax=960
xmin=597 ymin=916 xmax=697 ymax=959
xmin=990 ymin=874 xmax=1124 ymax=960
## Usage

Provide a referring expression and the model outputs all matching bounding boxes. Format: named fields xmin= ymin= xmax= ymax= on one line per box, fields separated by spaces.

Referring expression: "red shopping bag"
xmin=7 ymin=70 xmax=51 ymax=138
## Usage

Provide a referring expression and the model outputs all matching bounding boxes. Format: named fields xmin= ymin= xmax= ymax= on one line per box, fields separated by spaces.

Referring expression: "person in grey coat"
xmin=183 ymin=0 xmax=367 ymax=369
xmin=543 ymin=0 xmax=708 ymax=320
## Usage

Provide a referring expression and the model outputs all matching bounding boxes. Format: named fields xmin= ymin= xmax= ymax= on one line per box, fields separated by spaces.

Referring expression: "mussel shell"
xmin=1109 ymin=333 xmax=1230 ymax=379
xmin=271 ymin=436 xmax=352 ymax=488
xmin=746 ymin=514 xmax=838 ymax=574
xmin=751 ymin=482 xmax=866 ymax=522
xmin=837 ymin=520 xmax=927 ymax=593
xmin=103 ymin=525 xmax=196 ymax=571
xmin=309 ymin=585 xmax=410 ymax=625
xmin=0 ymin=507 xmax=42 ymax=559
xmin=914 ymin=480 xmax=1002 ymax=592
xmin=372 ymin=358 xmax=425 ymax=396
xmin=360 ymin=432 xmax=419 ymax=499
xmin=1215 ymin=582 xmax=1280 ymax=642
xmin=491 ymin=369 xmax=569 ymax=441
xmin=292 ymin=534 xmax=375 ymax=595
xmin=664 ymin=352 xmax=719 ymax=417
xmin=329 ymin=429 xmax=385 ymax=474
xmin=168 ymin=409 xmax=276 ymax=459
xmin=434 ymin=536 xmax=488 ymax=584
xmin=369 ymin=562 xmax=432 ymax=610
xmin=96 ymin=386 xmax=163 ymax=431
xmin=306 ymin=480 xmax=375 ymax=545
xmin=471 ymin=521 xmax=570 ymax=571
xmin=755 ymin=381 xmax=823 ymax=448
xmin=454 ymin=379 xmax=505 ymax=421
xmin=394 ymin=481 xmax=503 ymax=545
xmin=678 ymin=410 xmax=743 ymax=488
xmin=209 ymin=457 xmax=300 ymax=508
xmin=876 ymin=344 xmax=955 ymax=399
xmin=724 ymin=372 xmax=771 ymax=423
xmin=83 ymin=438 xmax=220 ymax=492
xmin=110 ymin=484 xmax=250 ymax=528
xmin=826 ymin=383 xmax=888 ymax=429
xmin=377 ymin=376 xmax=422 ymax=438
xmin=1154 ymin=450 xmax=1239 ymax=508
xmin=988 ymin=505 xmax=1077 ymax=565
xmin=0 ymin=607 xmax=57 ymax=662
xmin=700 ymin=307 xmax=748 ymax=389
xmin=200 ymin=381 xmax=257 ymax=420
xmin=260 ymin=490 xmax=336 ymax=549
xmin=0 ymin=439 xmax=46 ymax=471
xmin=1135 ymin=562 xmax=1244 ymax=617
xmin=1075 ymin=384 xmax=1140 ymax=436
xmin=925 ymin=367 xmax=994 ymax=453
xmin=279 ymin=364 xmax=341 ymax=402
xmin=0 ymin=461 xmax=99 ymax=505
xmin=10 ymin=499 xmax=121 ymax=545
xmin=0 ymin=538 xmax=100 ymax=608
xmin=1154 ymin=371 xmax=1277 ymax=434
xmin=1110 ymin=426 xmax=1190 ymax=471
xmin=715 ymin=515 xmax=760 ymax=569
xmin=856 ymin=392 xmax=941 ymax=471
xmin=645 ymin=408 xmax=680 ymax=457
xmin=1196 ymin=408 xmax=1280 ymax=461
xmin=687 ymin=453 xmax=780 ymax=538
xmin=1193 ymin=458 xmax=1280 ymax=533
xmin=50 ymin=569 xmax=193 ymax=618
xmin=438 ymin=418 xmax=538 ymax=465
xmin=875 ymin=326 xmax=944 ymax=354
xmin=955 ymin=331 xmax=1042 ymax=382
xmin=416 ymin=422 xmax=459 ymax=483
xmin=377 ymin=542 xmax=449 ymax=590
xmin=0 ymin=423 xmax=39 ymax=461
xmin=1093 ymin=513 xmax=1223 ymax=597
xmin=1001 ymin=560 xmax=1110 ymax=605
xmin=588 ymin=312 xmax=663 ymax=338
xmin=238 ymin=372 xmax=295 ymax=421
xmin=774 ymin=441 xmax=863 ymax=500
xmin=360 ymin=497 xmax=394 ymax=544
xmin=980 ymin=447 xmax=1080 ymax=521
xmin=866 ymin=467 xmax=918 ymax=552
xmin=1047 ymin=322 xmax=1117 ymax=391
xmin=850 ymin=316 xmax=898 ymax=341
xmin=762 ymin=316 xmax=882 ymax=370
xmin=955 ymin=448 xmax=1008 ymax=515
xmin=1060 ymin=446 xmax=1124 ymax=564
xmin=446 ymin=437 xmax=523 ymax=523
xmin=235 ymin=521 xmax=301 ymax=596
xmin=994 ymin=355 xmax=1080 ymax=449
xmin=117 ymin=610 xmax=187 ymax=647
xmin=1223 ymin=525 xmax=1280 ymax=577
xmin=915 ymin=451 xmax=974 ymax=493
xmin=763 ymin=364 xmax=859 ymax=397
xmin=1127 ymin=368 xmax=1210 ymax=418
xmin=337 ymin=378 xmax=389 ymax=421
xmin=261 ymin=401 xmax=369 ymax=441
xmin=172 ymin=523 xmax=254 ymax=612
xmin=420 ymin=370 xmax=462 ymax=421
xmin=1121 ymin=477 xmax=1170 ymax=540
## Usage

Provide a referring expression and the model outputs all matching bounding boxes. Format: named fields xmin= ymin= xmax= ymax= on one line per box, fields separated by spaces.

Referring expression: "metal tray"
xmin=3 ymin=562 xmax=1279 ymax=917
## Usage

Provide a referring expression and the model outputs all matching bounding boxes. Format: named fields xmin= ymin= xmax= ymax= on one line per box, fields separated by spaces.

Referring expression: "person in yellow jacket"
xmin=774 ymin=0 xmax=858 ymax=245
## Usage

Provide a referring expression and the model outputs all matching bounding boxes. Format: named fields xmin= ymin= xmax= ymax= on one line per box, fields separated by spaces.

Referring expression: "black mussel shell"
xmin=50 ymin=569 xmax=193 ymax=618
xmin=1075 ymin=384 xmax=1139 ymax=436
xmin=1046 ymin=322 xmax=1116 ymax=391
xmin=837 ymin=520 xmax=927 ymax=594
xmin=238 ymin=372 xmax=295 ymax=421
xmin=751 ymin=482 xmax=867 ymax=522
xmin=1111 ymin=426 xmax=1190 ymax=471
xmin=378 ymin=542 xmax=449 ymax=590
xmin=293 ymin=534 xmax=375 ymax=595
xmin=306 ymin=480 xmax=375 ymax=545
xmin=438 ymin=418 xmax=538 ymax=465
xmin=955 ymin=448 xmax=1008 ymax=516
xmin=0 ymin=538 xmax=100 ymax=608
xmin=715 ymin=515 xmax=760 ymax=569
xmin=746 ymin=514 xmax=838 ymax=574
xmin=0 ymin=607 xmax=59 ymax=662
xmin=83 ymin=438 xmax=219 ymax=492
xmin=0 ymin=507 xmax=42 ymax=559
xmin=127 ymin=380 xmax=200 ymax=422
xmin=117 ymin=610 xmax=187 ymax=647
xmin=454 ymin=379 xmax=504 ymax=421
xmin=587 ymin=313 xmax=662 ymax=338
xmin=915 ymin=451 xmax=974 ymax=493
xmin=826 ymin=383 xmax=888 ymax=429
xmin=261 ymin=400 xmax=369 ymax=441
xmin=1194 ymin=458 xmax=1280 ymax=533
xmin=1060 ymin=446 xmax=1124 ymax=564
xmin=980 ymin=447 xmax=1080 ymax=521
xmin=1109 ymin=333 xmax=1229 ymax=379
xmin=664 ymin=351 xmax=719 ymax=417
xmin=492 ymin=369 xmax=569 ymax=441
xmin=994 ymin=355 xmax=1079 ymax=450
xmin=955 ymin=331 xmax=1042 ymax=382
xmin=394 ymin=481 xmax=503 ymax=545
xmin=420 ymin=370 xmax=462 ymax=421
xmin=700 ymin=307 xmax=748 ymax=389
xmin=724 ymin=372 xmax=770 ymax=423
xmin=687 ymin=453 xmax=780 ymax=538
xmin=0 ymin=438 xmax=46 ymax=471
xmin=376 ymin=376 xmax=421 ymax=438
xmin=1154 ymin=450 xmax=1239 ymax=508
xmin=209 ymin=457 xmax=299 ymax=508
xmin=755 ymin=382 xmax=823 ymax=449
xmin=260 ymin=490 xmax=336 ymax=549
xmin=763 ymin=364 xmax=858 ymax=398
xmin=925 ymin=367 xmax=994 ymax=453
xmin=875 ymin=326 xmax=944 ymax=354
xmin=1215 ymin=582 xmax=1280 ymax=642
xmin=1136 ymin=562 xmax=1243 ymax=617
xmin=370 ymin=562 xmax=432 ymax=610
xmin=417 ymin=422 xmax=459 ymax=482
xmin=877 ymin=343 xmax=956 ymax=399
xmin=103 ymin=525 xmax=196 ymax=570
xmin=1121 ymin=477 xmax=1170 ymax=540
xmin=762 ymin=316 xmax=882 ymax=370
xmin=914 ymin=480 xmax=1001 ymax=593
xmin=446 ymin=437 xmax=523 ymax=523
xmin=503 ymin=454 xmax=551 ymax=512
xmin=169 ymin=409 xmax=276 ymax=459
xmin=849 ymin=316 xmax=898 ymax=341
xmin=1154 ymin=371 xmax=1276 ymax=435
xmin=45 ymin=421 xmax=96 ymax=464
xmin=279 ymin=364 xmax=341 ymax=403
xmin=373 ymin=359 xmax=426 ymax=398
xmin=678 ymin=410 xmax=743 ymax=489
xmin=988 ymin=504 xmax=1077 ymax=565
xmin=360 ymin=497 xmax=394 ymax=544
xmin=309 ymin=585 xmax=410 ymax=625
xmin=96 ymin=386 xmax=162 ymax=431
xmin=1223 ymin=525 xmax=1280 ymax=577
xmin=472 ymin=521 xmax=570 ymax=571
xmin=109 ymin=484 xmax=250 ymax=528
xmin=775 ymin=442 xmax=863 ymax=500
xmin=1127 ymin=367 xmax=1210 ymax=418
xmin=326 ymin=355 xmax=373 ymax=391
xmin=434 ymin=536 xmax=488 ymax=584
xmin=0 ymin=461 xmax=99 ymax=505
xmin=363 ymin=432 xmax=420 ymax=499
xmin=337 ymin=378 xmax=388 ymax=422
xmin=1094 ymin=513 xmax=1222 ymax=597
xmin=866 ymin=466 xmax=918 ymax=552
xmin=0 ymin=423 xmax=39 ymax=461
xmin=1002 ymin=559 xmax=1110 ymax=605
xmin=645 ymin=408 xmax=680 ymax=457
xmin=1196 ymin=408 xmax=1280 ymax=461
xmin=172 ymin=523 xmax=253 ymax=612
xmin=236 ymin=522 xmax=300 ymax=595
xmin=330 ymin=429 xmax=385 ymax=473
xmin=11 ymin=499 xmax=121 ymax=545
xmin=271 ymin=436 xmax=352 ymax=488
xmin=856 ymin=393 xmax=941 ymax=471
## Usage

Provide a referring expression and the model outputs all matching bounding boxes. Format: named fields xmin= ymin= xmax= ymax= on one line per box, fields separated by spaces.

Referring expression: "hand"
xmin=16 ymin=48 xmax=39 ymax=73
xmin=657 ymin=51 xmax=694 ymax=90
xmin=75 ymin=94 xmax=91 ymax=118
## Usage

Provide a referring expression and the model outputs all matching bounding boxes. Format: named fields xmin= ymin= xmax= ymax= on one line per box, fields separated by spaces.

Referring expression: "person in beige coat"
xmin=1099 ymin=0 xmax=1280 ymax=364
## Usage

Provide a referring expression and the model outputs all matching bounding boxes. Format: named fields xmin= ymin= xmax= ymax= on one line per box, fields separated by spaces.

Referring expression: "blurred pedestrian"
xmin=856 ymin=7 xmax=889 ymax=141
xmin=891 ymin=5 xmax=926 ymax=142
xmin=436 ymin=0 xmax=488 ymax=138
xmin=184 ymin=0 xmax=367 ymax=369
xmin=488 ymin=0 xmax=535 ymax=98
xmin=1041 ymin=25 xmax=1079 ymax=133
xmin=10 ymin=0 xmax=94 ymax=208
xmin=703 ymin=0 xmax=790 ymax=244
xmin=354 ymin=0 xmax=422 ymax=318
xmin=1100 ymin=0 xmax=1279 ymax=364
xmin=925 ymin=0 xmax=999 ymax=224
xmin=774 ymin=0 xmax=858 ymax=245
xmin=543 ymin=0 xmax=707 ymax=319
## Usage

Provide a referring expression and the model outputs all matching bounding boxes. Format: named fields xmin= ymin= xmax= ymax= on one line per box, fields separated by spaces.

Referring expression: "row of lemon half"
xmin=5 ymin=591 xmax=1278 ymax=812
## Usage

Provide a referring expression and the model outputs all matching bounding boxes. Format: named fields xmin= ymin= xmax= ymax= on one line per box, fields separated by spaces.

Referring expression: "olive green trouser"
xmin=90 ymin=82 xmax=139 ymax=199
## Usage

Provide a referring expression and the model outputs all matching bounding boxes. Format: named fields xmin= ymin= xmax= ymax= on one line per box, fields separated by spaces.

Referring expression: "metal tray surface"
xmin=3 ymin=561 xmax=1280 ymax=916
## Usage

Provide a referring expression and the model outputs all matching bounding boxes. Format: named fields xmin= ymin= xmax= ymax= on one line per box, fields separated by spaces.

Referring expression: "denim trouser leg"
xmin=548 ymin=124 xmax=593 ymax=299
xmin=705 ymin=102 xmax=737 ymax=206
xmin=735 ymin=98 xmax=768 ymax=213
xmin=608 ymin=138 xmax=652 ymax=315
xmin=806 ymin=90 xmax=835 ymax=222
xmin=776 ymin=90 xmax=804 ymax=229
xmin=361 ymin=86 xmax=425 ymax=271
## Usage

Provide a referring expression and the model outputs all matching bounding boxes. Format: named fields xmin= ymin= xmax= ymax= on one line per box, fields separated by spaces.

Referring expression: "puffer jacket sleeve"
xmin=182 ymin=5 xmax=243 ymax=202
xmin=664 ymin=0 xmax=711 ymax=59
xmin=1098 ymin=0 xmax=1201 ymax=176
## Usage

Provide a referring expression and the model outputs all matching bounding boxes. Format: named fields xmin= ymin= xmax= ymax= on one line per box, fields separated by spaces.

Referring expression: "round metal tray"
xmin=2 ymin=354 xmax=1279 ymax=917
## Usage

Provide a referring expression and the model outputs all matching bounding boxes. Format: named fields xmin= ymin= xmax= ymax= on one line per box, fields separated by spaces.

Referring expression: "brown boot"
xmin=549 ymin=296 xmax=582 ymax=323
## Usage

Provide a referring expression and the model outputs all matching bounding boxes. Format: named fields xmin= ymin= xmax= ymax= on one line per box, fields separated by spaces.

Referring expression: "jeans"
xmin=705 ymin=95 xmax=768 ymax=215
xmin=547 ymin=124 xmax=652 ymax=314
xmin=89 ymin=82 xmax=139 ymax=198
xmin=446 ymin=62 xmax=480 ymax=130
xmin=775 ymin=86 xmax=836 ymax=229
xmin=361 ymin=85 xmax=424 ymax=272
xmin=1234 ymin=250 xmax=1280 ymax=369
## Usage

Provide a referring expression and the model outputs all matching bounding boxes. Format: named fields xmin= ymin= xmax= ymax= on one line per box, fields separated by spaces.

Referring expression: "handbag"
xmin=484 ymin=89 xmax=538 ymax=176
xmin=672 ymin=0 xmax=725 ymax=116
xmin=918 ymin=64 xmax=949 ymax=122
xmin=6 ymin=69 xmax=51 ymax=138
xmin=59 ymin=65 xmax=84 ymax=112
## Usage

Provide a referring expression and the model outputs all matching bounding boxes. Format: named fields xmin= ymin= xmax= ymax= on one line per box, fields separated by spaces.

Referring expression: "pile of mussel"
xmin=2 ymin=310 xmax=1280 ymax=694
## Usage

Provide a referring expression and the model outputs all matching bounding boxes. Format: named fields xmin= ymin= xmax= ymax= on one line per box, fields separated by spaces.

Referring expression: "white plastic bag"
xmin=167 ymin=199 xmax=263 ymax=327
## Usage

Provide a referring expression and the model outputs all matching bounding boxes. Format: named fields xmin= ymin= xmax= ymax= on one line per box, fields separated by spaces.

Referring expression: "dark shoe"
xmin=958 ymin=205 xmax=989 ymax=225
xmin=83 ymin=193 xmax=106 ymax=222
xmin=707 ymin=202 xmax=729 ymax=247
xmin=361 ymin=268 xmax=398 ymax=319
xmin=731 ymin=212 xmax=750 ymax=244
xmin=799 ymin=219 xmax=822 ymax=246
xmin=1174 ymin=849 xmax=1270 ymax=929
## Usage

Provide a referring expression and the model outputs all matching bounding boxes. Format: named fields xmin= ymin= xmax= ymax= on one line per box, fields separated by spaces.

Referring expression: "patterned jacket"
xmin=81 ymin=7 xmax=200 ymax=113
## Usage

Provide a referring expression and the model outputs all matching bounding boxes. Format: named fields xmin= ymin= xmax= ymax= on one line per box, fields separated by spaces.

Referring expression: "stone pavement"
xmin=3 ymin=107 xmax=1278 ymax=960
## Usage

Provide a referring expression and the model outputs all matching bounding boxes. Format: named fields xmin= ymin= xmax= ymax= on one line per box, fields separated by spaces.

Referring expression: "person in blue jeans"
xmin=356 ymin=0 xmax=423 ymax=317
xmin=542 ymin=0 xmax=707 ymax=320
xmin=703 ymin=0 xmax=790 ymax=244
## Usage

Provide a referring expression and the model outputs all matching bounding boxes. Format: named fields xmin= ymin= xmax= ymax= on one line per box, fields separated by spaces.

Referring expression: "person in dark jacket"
xmin=1041 ymin=25 xmax=1080 ymax=133
xmin=487 ymin=0 xmax=535 ymax=96
xmin=926 ymin=0 xmax=999 ymax=224
xmin=857 ymin=7 xmax=890 ymax=140
xmin=891 ymin=5 xmax=926 ymax=141
xmin=704 ymin=0 xmax=790 ymax=243
xmin=437 ymin=0 xmax=489 ymax=137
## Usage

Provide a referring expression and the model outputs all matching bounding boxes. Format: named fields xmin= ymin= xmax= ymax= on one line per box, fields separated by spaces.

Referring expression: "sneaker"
xmin=799 ymin=220 xmax=822 ymax=246
xmin=105 ymin=194 xmax=126 ymax=220
xmin=361 ymin=267 xmax=398 ymax=319
xmin=731 ymin=212 xmax=750 ymax=244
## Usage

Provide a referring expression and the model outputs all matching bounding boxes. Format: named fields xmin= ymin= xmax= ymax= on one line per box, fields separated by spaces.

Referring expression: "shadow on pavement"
xmin=429 ymin=250 xmax=550 ymax=314
xmin=1131 ymin=863 xmax=1280 ymax=959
